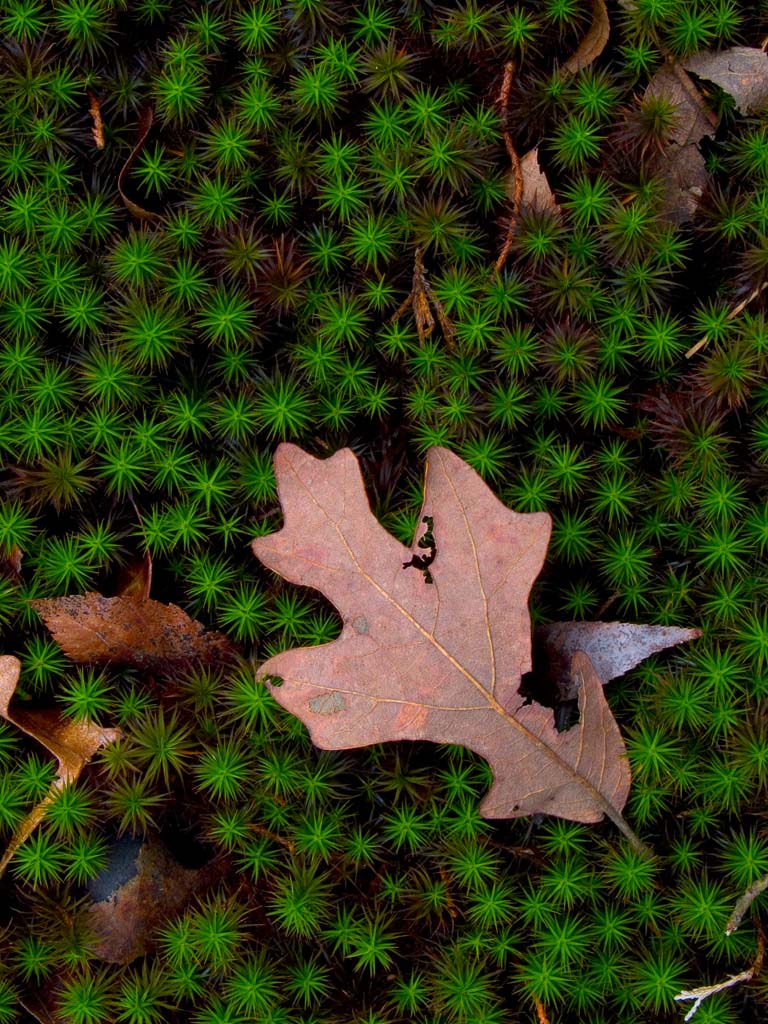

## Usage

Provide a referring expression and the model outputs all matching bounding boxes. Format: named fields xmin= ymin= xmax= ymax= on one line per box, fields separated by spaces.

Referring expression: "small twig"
xmin=727 ymin=871 xmax=768 ymax=935
xmin=595 ymin=590 xmax=620 ymax=619
xmin=438 ymin=864 xmax=459 ymax=918
xmin=685 ymin=281 xmax=768 ymax=358
xmin=495 ymin=61 xmax=523 ymax=273
xmin=486 ymin=838 xmax=544 ymax=865
xmin=533 ymin=997 xmax=551 ymax=1024
xmin=675 ymin=970 xmax=754 ymax=1021
xmin=498 ymin=61 xmax=518 ymax=168
xmin=390 ymin=247 xmax=454 ymax=347
xmin=87 ymin=92 xmax=105 ymax=149
xmin=674 ymin=926 xmax=765 ymax=1020
xmin=250 ymin=822 xmax=295 ymax=852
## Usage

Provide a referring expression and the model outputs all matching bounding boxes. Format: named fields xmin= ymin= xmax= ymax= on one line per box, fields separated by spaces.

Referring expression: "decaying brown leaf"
xmin=0 ymin=656 xmax=120 ymax=879
xmin=683 ymin=46 xmax=768 ymax=114
xmin=86 ymin=838 xmax=225 ymax=964
xmin=31 ymin=592 xmax=234 ymax=670
xmin=535 ymin=621 xmax=702 ymax=701
xmin=644 ymin=62 xmax=717 ymax=224
xmin=563 ymin=0 xmax=610 ymax=75
xmin=253 ymin=445 xmax=638 ymax=845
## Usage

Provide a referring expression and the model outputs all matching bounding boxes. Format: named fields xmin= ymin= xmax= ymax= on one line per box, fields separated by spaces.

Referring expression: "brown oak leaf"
xmin=0 ymin=655 xmax=120 ymax=878
xmin=252 ymin=445 xmax=634 ymax=839
xmin=31 ymin=592 xmax=234 ymax=670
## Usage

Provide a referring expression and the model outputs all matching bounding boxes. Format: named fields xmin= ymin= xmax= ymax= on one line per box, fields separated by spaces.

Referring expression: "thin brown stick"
xmin=438 ymin=864 xmax=459 ymax=918
xmin=686 ymin=281 xmax=768 ymax=358
xmin=389 ymin=247 xmax=454 ymax=347
xmin=250 ymin=822 xmax=295 ymax=852
xmin=499 ymin=61 xmax=517 ymax=167
xmin=87 ymin=92 xmax=105 ymax=149
xmin=534 ymin=997 xmax=551 ymax=1024
xmin=495 ymin=61 xmax=523 ymax=273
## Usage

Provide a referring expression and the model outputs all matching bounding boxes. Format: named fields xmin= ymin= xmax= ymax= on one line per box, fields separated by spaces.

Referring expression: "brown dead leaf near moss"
xmin=518 ymin=147 xmax=560 ymax=215
xmin=643 ymin=62 xmax=717 ymax=224
xmin=683 ymin=46 xmax=768 ymax=114
xmin=563 ymin=0 xmax=610 ymax=75
xmin=0 ymin=656 xmax=120 ymax=879
xmin=252 ymin=444 xmax=638 ymax=842
xmin=31 ymin=592 xmax=235 ymax=670
xmin=86 ymin=838 xmax=226 ymax=964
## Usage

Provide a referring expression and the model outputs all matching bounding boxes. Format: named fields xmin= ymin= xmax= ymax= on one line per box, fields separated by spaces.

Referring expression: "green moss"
xmin=0 ymin=0 xmax=768 ymax=1020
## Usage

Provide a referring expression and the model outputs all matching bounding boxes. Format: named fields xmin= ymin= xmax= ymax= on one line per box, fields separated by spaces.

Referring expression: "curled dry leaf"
xmin=253 ymin=445 xmax=637 ymax=845
xmin=683 ymin=46 xmax=768 ymax=114
xmin=563 ymin=0 xmax=610 ymax=75
xmin=31 ymin=592 xmax=234 ymax=670
xmin=0 ymin=656 xmax=121 ymax=879
xmin=117 ymin=105 xmax=159 ymax=222
xmin=535 ymin=621 xmax=702 ymax=701
xmin=86 ymin=838 xmax=225 ymax=965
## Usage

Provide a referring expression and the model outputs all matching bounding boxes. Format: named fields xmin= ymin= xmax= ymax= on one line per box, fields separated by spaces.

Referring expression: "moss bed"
xmin=2 ymin=1 xmax=768 ymax=1021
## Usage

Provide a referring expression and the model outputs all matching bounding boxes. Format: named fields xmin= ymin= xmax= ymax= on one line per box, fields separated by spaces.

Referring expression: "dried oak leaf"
xmin=31 ymin=593 xmax=234 ymax=670
xmin=0 ymin=655 xmax=120 ymax=878
xmin=536 ymin=621 xmax=702 ymax=702
xmin=683 ymin=46 xmax=768 ymax=114
xmin=252 ymin=445 xmax=631 ymax=830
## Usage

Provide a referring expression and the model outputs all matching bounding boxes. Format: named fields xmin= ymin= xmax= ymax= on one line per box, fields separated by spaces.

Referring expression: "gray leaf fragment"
xmin=683 ymin=46 xmax=768 ymax=114
xmin=536 ymin=621 xmax=702 ymax=700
